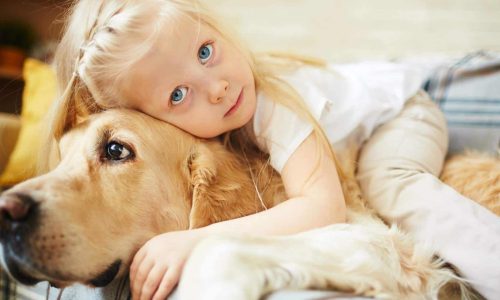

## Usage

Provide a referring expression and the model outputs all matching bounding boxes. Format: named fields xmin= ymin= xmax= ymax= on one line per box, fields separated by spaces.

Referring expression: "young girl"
xmin=46 ymin=1 xmax=500 ymax=299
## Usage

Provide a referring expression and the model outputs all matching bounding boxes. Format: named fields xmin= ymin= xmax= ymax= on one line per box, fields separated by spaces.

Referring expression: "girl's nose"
xmin=208 ymin=79 xmax=229 ymax=104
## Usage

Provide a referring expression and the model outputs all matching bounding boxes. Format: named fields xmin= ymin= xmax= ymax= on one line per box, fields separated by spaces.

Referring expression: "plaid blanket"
xmin=1 ymin=270 xmax=45 ymax=300
xmin=0 ymin=272 xmax=131 ymax=300
xmin=423 ymin=50 xmax=500 ymax=154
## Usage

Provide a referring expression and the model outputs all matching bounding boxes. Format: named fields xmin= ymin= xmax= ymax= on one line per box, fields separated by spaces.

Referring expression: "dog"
xmin=0 ymin=108 xmax=479 ymax=299
xmin=441 ymin=152 xmax=499 ymax=216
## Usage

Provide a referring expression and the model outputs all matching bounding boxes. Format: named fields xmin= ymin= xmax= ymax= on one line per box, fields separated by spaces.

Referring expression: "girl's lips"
xmin=224 ymin=89 xmax=243 ymax=117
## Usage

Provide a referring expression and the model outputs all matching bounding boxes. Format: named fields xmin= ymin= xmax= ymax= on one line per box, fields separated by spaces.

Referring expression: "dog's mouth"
xmin=5 ymin=257 xmax=43 ymax=286
xmin=2 ymin=248 xmax=121 ymax=288
xmin=1 ymin=239 xmax=46 ymax=286
xmin=88 ymin=260 xmax=122 ymax=287
xmin=1 ymin=217 xmax=122 ymax=288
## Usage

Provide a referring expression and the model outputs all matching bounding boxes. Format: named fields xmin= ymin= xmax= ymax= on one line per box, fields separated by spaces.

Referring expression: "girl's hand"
xmin=130 ymin=229 xmax=205 ymax=300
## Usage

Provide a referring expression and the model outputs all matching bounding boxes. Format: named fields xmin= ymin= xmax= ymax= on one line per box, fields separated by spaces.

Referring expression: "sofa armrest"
xmin=0 ymin=112 xmax=21 ymax=175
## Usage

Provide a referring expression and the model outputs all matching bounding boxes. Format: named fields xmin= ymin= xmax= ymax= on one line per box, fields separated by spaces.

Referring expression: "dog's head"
xmin=0 ymin=109 xmax=283 ymax=288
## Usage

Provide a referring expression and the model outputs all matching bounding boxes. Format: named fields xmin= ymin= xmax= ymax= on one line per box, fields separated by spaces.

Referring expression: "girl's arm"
xmin=205 ymin=132 xmax=347 ymax=235
xmin=130 ymin=133 xmax=346 ymax=300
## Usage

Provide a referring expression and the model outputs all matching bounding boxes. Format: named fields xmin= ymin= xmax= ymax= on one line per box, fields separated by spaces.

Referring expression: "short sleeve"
xmin=253 ymin=96 xmax=314 ymax=173
xmin=252 ymin=67 xmax=333 ymax=173
xmin=252 ymin=62 xmax=427 ymax=173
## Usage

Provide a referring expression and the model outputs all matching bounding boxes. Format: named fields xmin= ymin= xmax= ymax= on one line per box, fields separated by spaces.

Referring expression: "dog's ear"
xmin=186 ymin=141 xmax=272 ymax=229
xmin=186 ymin=143 xmax=219 ymax=229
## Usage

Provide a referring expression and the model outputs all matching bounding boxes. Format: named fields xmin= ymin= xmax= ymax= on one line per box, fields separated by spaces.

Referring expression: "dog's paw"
xmin=178 ymin=235 xmax=262 ymax=300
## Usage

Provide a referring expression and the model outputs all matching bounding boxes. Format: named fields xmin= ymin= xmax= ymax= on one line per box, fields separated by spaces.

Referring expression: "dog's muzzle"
xmin=0 ymin=192 xmax=42 ymax=285
xmin=0 ymin=192 xmax=122 ymax=287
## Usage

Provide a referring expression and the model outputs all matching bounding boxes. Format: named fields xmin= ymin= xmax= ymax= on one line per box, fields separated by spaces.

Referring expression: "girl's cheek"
xmin=211 ymin=40 xmax=222 ymax=65
xmin=171 ymin=97 xmax=193 ymax=115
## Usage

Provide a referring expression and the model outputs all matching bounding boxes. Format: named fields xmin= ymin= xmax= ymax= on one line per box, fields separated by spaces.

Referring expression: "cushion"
xmin=0 ymin=58 xmax=56 ymax=186
xmin=422 ymin=51 xmax=500 ymax=155
xmin=0 ymin=113 xmax=21 ymax=175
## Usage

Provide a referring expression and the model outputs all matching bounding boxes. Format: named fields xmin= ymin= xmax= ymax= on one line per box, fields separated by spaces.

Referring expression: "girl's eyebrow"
xmin=191 ymin=20 xmax=203 ymax=54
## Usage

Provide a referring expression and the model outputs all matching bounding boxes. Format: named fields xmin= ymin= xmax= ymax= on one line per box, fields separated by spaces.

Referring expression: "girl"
xmin=46 ymin=1 xmax=500 ymax=299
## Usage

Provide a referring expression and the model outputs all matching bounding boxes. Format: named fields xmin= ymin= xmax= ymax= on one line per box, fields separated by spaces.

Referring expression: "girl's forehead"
xmin=156 ymin=15 xmax=216 ymax=52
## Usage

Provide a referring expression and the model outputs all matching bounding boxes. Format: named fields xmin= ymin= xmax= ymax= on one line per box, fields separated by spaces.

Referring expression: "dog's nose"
xmin=0 ymin=193 xmax=35 ymax=222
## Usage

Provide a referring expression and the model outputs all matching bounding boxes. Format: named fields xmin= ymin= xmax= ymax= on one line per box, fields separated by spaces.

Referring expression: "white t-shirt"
xmin=253 ymin=61 xmax=425 ymax=173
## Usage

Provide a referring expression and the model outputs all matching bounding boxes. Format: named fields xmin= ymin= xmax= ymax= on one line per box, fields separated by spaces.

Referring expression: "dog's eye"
xmin=105 ymin=142 xmax=132 ymax=161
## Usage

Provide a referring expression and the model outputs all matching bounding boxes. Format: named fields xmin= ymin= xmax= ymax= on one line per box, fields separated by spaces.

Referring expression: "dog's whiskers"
xmin=45 ymin=282 xmax=65 ymax=300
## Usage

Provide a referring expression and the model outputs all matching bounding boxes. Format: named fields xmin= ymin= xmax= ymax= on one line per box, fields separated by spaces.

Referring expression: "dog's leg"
xmin=178 ymin=222 xmax=460 ymax=300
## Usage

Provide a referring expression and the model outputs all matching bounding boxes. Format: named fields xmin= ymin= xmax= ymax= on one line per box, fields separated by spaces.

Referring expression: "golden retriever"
xmin=0 ymin=108 xmax=284 ymax=288
xmin=1 ymin=108 xmax=490 ymax=299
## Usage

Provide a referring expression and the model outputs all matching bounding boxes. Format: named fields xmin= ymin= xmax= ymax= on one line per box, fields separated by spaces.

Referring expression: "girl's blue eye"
xmin=170 ymin=87 xmax=187 ymax=105
xmin=198 ymin=43 xmax=213 ymax=64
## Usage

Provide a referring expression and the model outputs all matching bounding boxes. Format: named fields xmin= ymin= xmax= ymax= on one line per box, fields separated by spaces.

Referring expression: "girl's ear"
xmin=186 ymin=143 xmax=219 ymax=229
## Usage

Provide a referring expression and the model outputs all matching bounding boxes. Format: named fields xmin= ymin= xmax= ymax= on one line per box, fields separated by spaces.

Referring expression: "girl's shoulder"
xmin=282 ymin=61 xmax=426 ymax=107
xmin=281 ymin=64 xmax=342 ymax=91
xmin=283 ymin=61 xmax=425 ymax=89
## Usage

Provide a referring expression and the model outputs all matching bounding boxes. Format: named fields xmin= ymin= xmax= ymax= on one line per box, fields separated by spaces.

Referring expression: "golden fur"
xmin=1 ymin=108 xmax=493 ymax=299
xmin=440 ymin=152 xmax=499 ymax=216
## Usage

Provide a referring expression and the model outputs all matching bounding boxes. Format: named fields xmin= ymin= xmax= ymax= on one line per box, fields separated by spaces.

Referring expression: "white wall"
xmin=203 ymin=0 xmax=500 ymax=62
xmin=1 ymin=0 xmax=499 ymax=62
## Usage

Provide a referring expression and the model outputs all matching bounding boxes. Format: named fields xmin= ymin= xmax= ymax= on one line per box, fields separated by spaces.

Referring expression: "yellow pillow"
xmin=0 ymin=59 xmax=56 ymax=186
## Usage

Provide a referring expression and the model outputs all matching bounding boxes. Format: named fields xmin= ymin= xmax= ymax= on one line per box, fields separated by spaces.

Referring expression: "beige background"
xmin=1 ymin=0 xmax=500 ymax=62
xmin=203 ymin=0 xmax=500 ymax=62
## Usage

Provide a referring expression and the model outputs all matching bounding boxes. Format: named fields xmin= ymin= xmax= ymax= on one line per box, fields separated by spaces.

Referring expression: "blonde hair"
xmin=43 ymin=0 xmax=345 ymax=183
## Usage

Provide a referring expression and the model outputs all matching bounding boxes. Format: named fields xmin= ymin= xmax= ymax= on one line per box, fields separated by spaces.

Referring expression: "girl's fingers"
xmin=139 ymin=264 xmax=168 ymax=300
xmin=131 ymin=257 xmax=154 ymax=300
xmin=130 ymin=246 xmax=147 ymax=282
xmin=152 ymin=266 xmax=182 ymax=300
